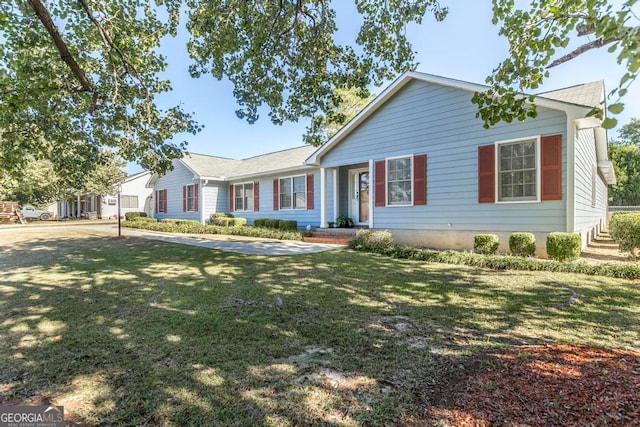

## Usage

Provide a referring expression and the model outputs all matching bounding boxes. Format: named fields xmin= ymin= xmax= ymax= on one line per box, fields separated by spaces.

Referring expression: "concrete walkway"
xmin=0 ymin=222 xmax=345 ymax=256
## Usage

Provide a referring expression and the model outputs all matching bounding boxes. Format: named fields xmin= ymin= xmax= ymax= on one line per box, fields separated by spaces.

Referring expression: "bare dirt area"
xmin=429 ymin=344 xmax=640 ymax=426
xmin=580 ymin=231 xmax=633 ymax=264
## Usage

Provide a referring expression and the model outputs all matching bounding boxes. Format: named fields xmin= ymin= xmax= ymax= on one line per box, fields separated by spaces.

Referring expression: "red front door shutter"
xmin=478 ymin=145 xmax=495 ymax=203
xmin=194 ymin=184 xmax=199 ymax=212
xmin=229 ymin=185 xmax=234 ymax=212
xmin=414 ymin=154 xmax=427 ymax=205
xmin=254 ymin=181 xmax=259 ymax=211
xmin=375 ymin=160 xmax=386 ymax=207
xmin=306 ymin=174 xmax=314 ymax=210
xmin=541 ymin=134 xmax=562 ymax=201
xmin=182 ymin=186 xmax=186 ymax=212
xmin=273 ymin=179 xmax=279 ymax=210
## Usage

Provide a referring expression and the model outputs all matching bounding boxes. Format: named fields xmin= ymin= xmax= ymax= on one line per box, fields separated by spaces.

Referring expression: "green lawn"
xmin=1 ymin=234 xmax=638 ymax=425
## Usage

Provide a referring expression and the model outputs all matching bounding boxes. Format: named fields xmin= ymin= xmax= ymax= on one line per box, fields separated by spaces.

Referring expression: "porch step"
xmin=303 ymin=228 xmax=359 ymax=245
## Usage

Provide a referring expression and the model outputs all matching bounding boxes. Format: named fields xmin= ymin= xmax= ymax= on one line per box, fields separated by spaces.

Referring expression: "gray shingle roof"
xmin=536 ymin=80 xmax=605 ymax=108
xmin=180 ymin=145 xmax=317 ymax=180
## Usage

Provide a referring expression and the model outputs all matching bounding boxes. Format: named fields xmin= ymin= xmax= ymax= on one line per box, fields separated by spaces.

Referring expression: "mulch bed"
xmin=433 ymin=344 xmax=640 ymax=426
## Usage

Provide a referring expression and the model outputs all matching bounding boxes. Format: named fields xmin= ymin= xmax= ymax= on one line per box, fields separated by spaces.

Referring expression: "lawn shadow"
xmin=1 ymin=231 xmax=638 ymax=425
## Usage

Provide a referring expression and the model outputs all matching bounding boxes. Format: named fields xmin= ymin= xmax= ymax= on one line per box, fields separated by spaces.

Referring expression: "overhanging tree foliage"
xmin=0 ymin=0 xmax=200 ymax=191
xmin=473 ymin=0 xmax=639 ymax=129
xmin=609 ymin=118 xmax=640 ymax=205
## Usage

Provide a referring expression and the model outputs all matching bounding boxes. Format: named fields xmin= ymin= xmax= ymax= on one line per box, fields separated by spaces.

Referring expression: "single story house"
xmin=149 ymin=71 xmax=616 ymax=253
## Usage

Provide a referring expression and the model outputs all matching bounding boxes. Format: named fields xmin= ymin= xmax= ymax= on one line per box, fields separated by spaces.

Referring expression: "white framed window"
xmin=186 ymin=184 xmax=197 ymax=211
xmin=497 ymin=136 xmax=540 ymax=203
xmin=120 ymin=195 xmax=139 ymax=209
xmin=279 ymin=175 xmax=306 ymax=210
xmin=387 ymin=156 xmax=413 ymax=206
xmin=234 ymin=182 xmax=254 ymax=212
xmin=157 ymin=190 xmax=167 ymax=213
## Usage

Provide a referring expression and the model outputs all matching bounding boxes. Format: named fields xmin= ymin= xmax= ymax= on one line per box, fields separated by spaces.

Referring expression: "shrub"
xmin=231 ymin=218 xmax=247 ymax=227
xmin=351 ymin=229 xmax=394 ymax=250
xmin=125 ymin=212 xmax=147 ymax=220
xmin=336 ymin=216 xmax=354 ymax=228
xmin=278 ymin=220 xmax=298 ymax=231
xmin=265 ymin=219 xmax=281 ymax=229
xmin=546 ymin=232 xmax=582 ymax=262
xmin=130 ymin=216 xmax=157 ymax=223
xmin=609 ymin=212 xmax=640 ymax=259
xmin=509 ymin=232 xmax=536 ymax=257
xmin=161 ymin=219 xmax=201 ymax=225
xmin=474 ymin=234 xmax=499 ymax=255
xmin=253 ymin=219 xmax=268 ymax=228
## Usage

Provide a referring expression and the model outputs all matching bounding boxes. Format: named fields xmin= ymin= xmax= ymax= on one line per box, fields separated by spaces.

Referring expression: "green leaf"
xmin=602 ymin=118 xmax=618 ymax=129
xmin=608 ymin=103 xmax=625 ymax=114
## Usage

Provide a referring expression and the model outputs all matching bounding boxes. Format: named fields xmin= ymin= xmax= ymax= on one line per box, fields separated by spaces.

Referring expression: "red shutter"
xmin=306 ymin=174 xmax=314 ymax=210
xmin=375 ymin=160 xmax=386 ymax=207
xmin=414 ymin=154 xmax=427 ymax=205
xmin=478 ymin=145 xmax=495 ymax=203
xmin=182 ymin=186 xmax=186 ymax=212
xmin=194 ymin=184 xmax=199 ymax=212
xmin=163 ymin=189 xmax=167 ymax=212
xmin=273 ymin=179 xmax=279 ymax=210
xmin=229 ymin=185 xmax=234 ymax=212
xmin=254 ymin=181 xmax=259 ymax=211
xmin=541 ymin=134 xmax=562 ymax=201
xmin=155 ymin=190 xmax=158 ymax=213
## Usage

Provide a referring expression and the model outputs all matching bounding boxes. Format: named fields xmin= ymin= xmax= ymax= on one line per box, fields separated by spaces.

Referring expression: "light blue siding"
xmin=320 ymin=80 xmax=568 ymax=233
xmin=229 ymin=168 xmax=321 ymax=228
xmin=574 ymin=129 xmax=608 ymax=233
xmin=203 ymin=181 xmax=229 ymax=223
xmin=153 ymin=160 xmax=200 ymax=222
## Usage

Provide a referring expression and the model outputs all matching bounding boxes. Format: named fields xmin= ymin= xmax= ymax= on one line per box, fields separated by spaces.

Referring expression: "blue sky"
xmin=133 ymin=0 xmax=639 ymax=173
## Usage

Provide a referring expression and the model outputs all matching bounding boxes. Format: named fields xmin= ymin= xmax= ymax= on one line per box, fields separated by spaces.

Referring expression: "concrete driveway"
xmin=0 ymin=222 xmax=345 ymax=256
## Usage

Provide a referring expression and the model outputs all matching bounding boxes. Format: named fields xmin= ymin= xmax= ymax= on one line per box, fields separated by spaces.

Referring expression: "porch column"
xmin=369 ymin=159 xmax=374 ymax=228
xmin=320 ymin=168 xmax=327 ymax=228
xmin=332 ymin=168 xmax=339 ymax=223
xmin=200 ymin=179 xmax=207 ymax=224
xmin=76 ymin=194 xmax=81 ymax=218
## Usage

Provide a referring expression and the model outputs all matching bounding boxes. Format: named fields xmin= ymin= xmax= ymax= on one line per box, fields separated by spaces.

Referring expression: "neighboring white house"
xmin=101 ymin=170 xmax=153 ymax=218
xmin=51 ymin=170 xmax=153 ymax=219
xmin=148 ymin=72 xmax=616 ymax=254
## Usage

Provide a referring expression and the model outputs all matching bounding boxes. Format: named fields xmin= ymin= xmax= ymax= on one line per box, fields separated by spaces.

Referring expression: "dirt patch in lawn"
xmin=427 ymin=344 xmax=640 ymax=426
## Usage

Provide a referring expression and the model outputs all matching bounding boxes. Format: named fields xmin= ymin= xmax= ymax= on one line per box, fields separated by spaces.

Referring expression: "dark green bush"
xmin=348 ymin=240 xmax=640 ymax=279
xmin=231 ymin=218 xmax=247 ymax=227
xmin=125 ymin=212 xmax=147 ymax=220
xmin=210 ymin=212 xmax=234 ymax=223
xmin=253 ymin=219 xmax=268 ymax=228
xmin=509 ymin=232 xmax=536 ymax=257
xmin=336 ymin=216 xmax=354 ymax=228
xmin=474 ymin=234 xmax=499 ymax=255
xmin=123 ymin=218 xmax=303 ymax=241
xmin=351 ymin=229 xmax=394 ymax=250
xmin=130 ymin=216 xmax=157 ymax=223
xmin=278 ymin=220 xmax=298 ymax=231
xmin=609 ymin=212 xmax=640 ymax=259
xmin=265 ymin=219 xmax=281 ymax=229
xmin=546 ymin=232 xmax=582 ymax=262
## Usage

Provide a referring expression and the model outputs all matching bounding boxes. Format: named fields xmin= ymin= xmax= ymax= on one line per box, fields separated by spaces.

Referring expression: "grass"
xmin=1 ymin=231 xmax=639 ymax=425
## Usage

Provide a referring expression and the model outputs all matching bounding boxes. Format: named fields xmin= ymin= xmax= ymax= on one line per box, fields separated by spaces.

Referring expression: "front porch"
xmin=318 ymin=163 xmax=372 ymax=229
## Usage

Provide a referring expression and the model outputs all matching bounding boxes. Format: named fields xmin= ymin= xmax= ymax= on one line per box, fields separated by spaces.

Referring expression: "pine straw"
xmin=433 ymin=345 xmax=640 ymax=426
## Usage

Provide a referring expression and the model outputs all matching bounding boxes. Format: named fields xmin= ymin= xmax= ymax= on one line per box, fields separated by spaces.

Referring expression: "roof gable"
xmin=305 ymin=71 xmax=602 ymax=165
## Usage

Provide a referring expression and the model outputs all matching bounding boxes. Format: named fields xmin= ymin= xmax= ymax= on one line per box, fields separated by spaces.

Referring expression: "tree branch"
xmin=27 ymin=0 xmax=94 ymax=93
xmin=547 ymin=37 xmax=622 ymax=68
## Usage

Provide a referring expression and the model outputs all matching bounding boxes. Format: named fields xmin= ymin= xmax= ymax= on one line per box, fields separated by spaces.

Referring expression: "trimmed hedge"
xmin=209 ymin=212 xmax=234 ymax=223
xmin=130 ymin=216 xmax=157 ymax=223
xmin=353 ymin=229 xmax=393 ymax=250
xmin=125 ymin=212 xmax=147 ymax=220
xmin=254 ymin=218 xmax=298 ymax=231
xmin=474 ymin=234 xmax=499 ymax=255
xmin=123 ymin=219 xmax=303 ymax=241
xmin=161 ymin=219 xmax=201 ymax=225
xmin=349 ymin=239 xmax=640 ymax=280
xmin=546 ymin=232 xmax=581 ymax=262
xmin=212 ymin=217 xmax=247 ymax=227
xmin=609 ymin=212 xmax=640 ymax=259
xmin=510 ymin=232 xmax=536 ymax=257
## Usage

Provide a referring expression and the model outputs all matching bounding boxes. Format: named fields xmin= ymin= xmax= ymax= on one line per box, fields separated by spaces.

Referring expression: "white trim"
xmin=185 ymin=183 xmax=198 ymax=212
xmin=348 ymin=167 xmax=370 ymax=225
xmin=333 ymin=168 xmax=339 ymax=224
xmin=320 ymin=168 xmax=327 ymax=227
xmin=200 ymin=179 xmax=208 ymax=224
xmin=385 ymin=154 xmax=415 ymax=207
xmin=494 ymin=136 xmax=541 ymax=204
xmin=232 ymin=181 xmax=256 ymax=212
xmin=278 ymin=174 xmax=307 ymax=210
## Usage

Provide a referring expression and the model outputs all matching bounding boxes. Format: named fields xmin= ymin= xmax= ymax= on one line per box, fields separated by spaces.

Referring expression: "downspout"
xmin=200 ymin=179 xmax=208 ymax=224
xmin=566 ymin=113 xmax=580 ymax=233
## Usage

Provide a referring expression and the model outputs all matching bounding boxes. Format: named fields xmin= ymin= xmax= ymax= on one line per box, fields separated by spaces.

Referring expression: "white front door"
xmin=349 ymin=168 xmax=370 ymax=225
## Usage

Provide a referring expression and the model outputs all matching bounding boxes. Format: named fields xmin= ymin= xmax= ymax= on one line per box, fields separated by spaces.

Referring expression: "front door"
xmin=349 ymin=168 xmax=369 ymax=225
